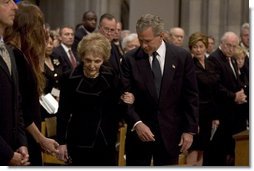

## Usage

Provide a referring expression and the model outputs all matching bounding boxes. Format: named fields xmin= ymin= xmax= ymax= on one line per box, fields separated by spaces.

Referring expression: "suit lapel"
xmin=159 ymin=44 xmax=176 ymax=103
xmin=59 ymin=46 xmax=72 ymax=67
xmin=136 ymin=50 xmax=158 ymax=101
xmin=0 ymin=48 xmax=12 ymax=79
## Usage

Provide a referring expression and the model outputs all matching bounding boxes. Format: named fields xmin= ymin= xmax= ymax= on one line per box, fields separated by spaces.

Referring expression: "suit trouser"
xmin=125 ymin=130 xmax=178 ymax=166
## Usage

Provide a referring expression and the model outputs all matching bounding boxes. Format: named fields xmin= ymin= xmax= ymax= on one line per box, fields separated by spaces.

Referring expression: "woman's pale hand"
xmin=121 ymin=92 xmax=135 ymax=104
xmin=39 ymin=136 xmax=59 ymax=155
xmin=56 ymin=145 xmax=69 ymax=162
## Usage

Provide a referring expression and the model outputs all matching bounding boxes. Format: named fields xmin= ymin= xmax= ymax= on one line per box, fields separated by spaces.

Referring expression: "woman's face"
xmin=236 ymin=53 xmax=245 ymax=69
xmin=191 ymin=40 xmax=207 ymax=59
xmin=82 ymin=53 xmax=104 ymax=78
xmin=46 ymin=36 xmax=54 ymax=56
xmin=125 ymin=38 xmax=140 ymax=52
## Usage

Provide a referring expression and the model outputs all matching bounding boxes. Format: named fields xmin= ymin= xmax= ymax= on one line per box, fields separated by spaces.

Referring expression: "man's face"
xmin=221 ymin=36 xmax=239 ymax=57
xmin=207 ymin=38 xmax=215 ymax=54
xmin=138 ymin=27 xmax=163 ymax=55
xmin=114 ymin=22 xmax=122 ymax=41
xmin=241 ymin=28 xmax=249 ymax=48
xmin=83 ymin=12 xmax=97 ymax=33
xmin=59 ymin=27 xmax=74 ymax=47
xmin=0 ymin=0 xmax=18 ymax=32
xmin=170 ymin=29 xmax=184 ymax=47
xmin=98 ymin=18 xmax=116 ymax=41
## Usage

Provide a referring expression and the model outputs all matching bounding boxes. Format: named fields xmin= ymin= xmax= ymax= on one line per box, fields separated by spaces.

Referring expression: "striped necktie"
xmin=68 ymin=49 xmax=77 ymax=68
xmin=0 ymin=41 xmax=11 ymax=74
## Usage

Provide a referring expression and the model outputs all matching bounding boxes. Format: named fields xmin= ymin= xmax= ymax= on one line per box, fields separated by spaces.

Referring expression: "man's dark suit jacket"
xmin=72 ymin=25 xmax=88 ymax=54
xmin=121 ymin=42 xmax=199 ymax=157
xmin=0 ymin=45 xmax=27 ymax=165
xmin=208 ymin=48 xmax=245 ymax=134
xmin=52 ymin=45 xmax=78 ymax=73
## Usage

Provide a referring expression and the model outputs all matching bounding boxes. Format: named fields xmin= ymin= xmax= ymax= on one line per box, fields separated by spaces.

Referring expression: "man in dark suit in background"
xmin=0 ymin=0 xmax=29 ymax=165
xmin=121 ymin=13 xmax=199 ymax=166
xmin=52 ymin=26 xmax=78 ymax=73
xmin=72 ymin=10 xmax=97 ymax=54
xmin=207 ymin=32 xmax=247 ymax=166
xmin=98 ymin=13 xmax=123 ymax=79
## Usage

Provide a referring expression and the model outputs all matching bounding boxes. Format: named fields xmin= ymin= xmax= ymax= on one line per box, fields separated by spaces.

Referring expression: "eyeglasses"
xmin=224 ymin=43 xmax=237 ymax=49
xmin=101 ymin=26 xmax=115 ymax=33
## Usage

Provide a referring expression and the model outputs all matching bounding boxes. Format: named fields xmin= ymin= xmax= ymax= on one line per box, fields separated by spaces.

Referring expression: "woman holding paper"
xmin=40 ymin=32 xmax=64 ymax=118
xmin=56 ymin=32 xmax=133 ymax=165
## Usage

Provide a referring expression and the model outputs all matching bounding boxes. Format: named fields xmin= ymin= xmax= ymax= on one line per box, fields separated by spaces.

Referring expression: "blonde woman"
xmin=56 ymin=33 xmax=133 ymax=165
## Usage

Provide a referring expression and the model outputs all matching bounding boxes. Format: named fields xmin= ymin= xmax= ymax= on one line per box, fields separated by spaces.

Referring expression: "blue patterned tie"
xmin=152 ymin=51 xmax=162 ymax=97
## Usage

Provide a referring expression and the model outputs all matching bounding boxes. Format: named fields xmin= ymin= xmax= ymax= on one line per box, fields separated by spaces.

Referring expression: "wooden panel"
xmin=233 ymin=130 xmax=249 ymax=166
xmin=41 ymin=121 xmax=65 ymax=165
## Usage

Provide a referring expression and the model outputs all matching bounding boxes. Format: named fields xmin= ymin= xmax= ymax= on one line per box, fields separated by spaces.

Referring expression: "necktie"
xmin=0 ymin=41 xmax=11 ymax=74
xmin=152 ymin=51 xmax=162 ymax=97
xmin=68 ymin=49 xmax=77 ymax=68
xmin=227 ymin=57 xmax=237 ymax=78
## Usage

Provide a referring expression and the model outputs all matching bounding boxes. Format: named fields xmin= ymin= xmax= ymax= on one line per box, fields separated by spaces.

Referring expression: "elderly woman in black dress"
xmin=56 ymin=32 xmax=132 ymax=166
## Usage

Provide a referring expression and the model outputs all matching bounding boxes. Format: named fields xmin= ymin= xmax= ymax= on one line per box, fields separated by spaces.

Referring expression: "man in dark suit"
xmin=98 ymin=13 xmax=123 ymax=79
xmin=52 ymin=26 xmax=78 ymax=73
xmin=0 ymin=0 xmax=29 ymax=165
xmin=121 ymin=13 xmax=199 ymax=166
xmin=72 ymin=10 xmax=97 ymax=54
xmin=207 ymin=32 xmax=247 ymax=165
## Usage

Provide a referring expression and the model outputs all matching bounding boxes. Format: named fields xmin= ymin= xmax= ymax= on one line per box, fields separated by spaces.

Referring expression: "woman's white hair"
xmin=122 ymin=33 xmax=138 ymax=50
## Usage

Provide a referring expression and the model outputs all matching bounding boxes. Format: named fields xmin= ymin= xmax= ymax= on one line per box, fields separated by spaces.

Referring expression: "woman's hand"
xmin=39 ymin=136 xmax=59 ymax=155
xmin=56 ymin=145 xmax=69 ymax=162
xmin=121 ymin=92 xmax=135 ymax=104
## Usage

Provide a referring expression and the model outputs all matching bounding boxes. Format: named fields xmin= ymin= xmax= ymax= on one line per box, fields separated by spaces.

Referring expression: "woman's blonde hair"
xmin=234 ymin=45 xmax=246 ymax=59
xmin=78 ymin=32 xmax=111 ymax=61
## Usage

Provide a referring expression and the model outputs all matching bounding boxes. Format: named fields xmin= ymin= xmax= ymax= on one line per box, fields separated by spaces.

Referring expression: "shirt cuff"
xmin=131 ymin=121 xmax=142 ymax=132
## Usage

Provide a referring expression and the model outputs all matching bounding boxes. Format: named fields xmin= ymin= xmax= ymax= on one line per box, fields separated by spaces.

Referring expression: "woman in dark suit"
xmin=186 ymin=32 xmax=220 ymax=166
xmin=41 ymin=33 xmax=64 ymax=120
xmin=56 ymin=33 xmax=128 ymax=166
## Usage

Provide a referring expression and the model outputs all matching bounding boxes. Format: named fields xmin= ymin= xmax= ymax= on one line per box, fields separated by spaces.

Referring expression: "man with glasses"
xmin=98 ymin=13 xmax=123 ymax=88
xmin=121 ymin=13 xmax=199 ymax=166
xmin=207 ymin=32 xmax=247 ymax=165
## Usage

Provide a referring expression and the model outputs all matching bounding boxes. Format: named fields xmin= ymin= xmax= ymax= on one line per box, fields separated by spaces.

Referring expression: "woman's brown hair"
xmin=5 ymin=1 xmax=46 ymax=95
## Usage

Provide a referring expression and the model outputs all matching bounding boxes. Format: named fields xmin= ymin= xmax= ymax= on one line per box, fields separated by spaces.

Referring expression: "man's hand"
xmin=235 ymin=89 xmax=247 ymax=104
xmin=121 ymin=92 xmax=135 ymax=104
xmin=135 ymin=122 xmax=155 ymax=142
xmin=9 ymin=146 xmax=30 ymax=166
xmin=16 ymin=146 xmax=30 ymax=166
xmin=178 ymin=133 xmax=193 ymax=153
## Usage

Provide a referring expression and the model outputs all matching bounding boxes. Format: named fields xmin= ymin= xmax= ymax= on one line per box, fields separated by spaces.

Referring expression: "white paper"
xmin=51 ymin=87 xmax=60 ymax=98
xmin=39 ymin=93 xmax=59 ymax=114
